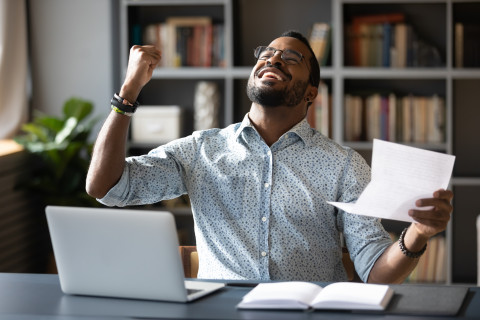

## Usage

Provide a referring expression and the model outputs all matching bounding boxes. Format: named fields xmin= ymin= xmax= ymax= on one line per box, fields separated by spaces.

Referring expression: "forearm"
xmin=86 ymin=110 xmax=131 ymax=199
xmin=367 ymin=224 xmax=428 ymax=284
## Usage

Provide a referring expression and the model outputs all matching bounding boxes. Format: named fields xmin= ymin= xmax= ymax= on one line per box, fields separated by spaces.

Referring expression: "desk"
xmin=0 ymin=273 xmax=479 ymax=320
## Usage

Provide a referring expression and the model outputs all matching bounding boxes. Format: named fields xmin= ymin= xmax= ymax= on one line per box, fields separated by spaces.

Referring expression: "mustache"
xmin=255 ymin=63 xmax=292 ymax=80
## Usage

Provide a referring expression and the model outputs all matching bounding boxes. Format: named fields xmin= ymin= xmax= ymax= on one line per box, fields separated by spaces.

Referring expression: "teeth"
xmin=263 ymin=72 xmax=283 ymax=81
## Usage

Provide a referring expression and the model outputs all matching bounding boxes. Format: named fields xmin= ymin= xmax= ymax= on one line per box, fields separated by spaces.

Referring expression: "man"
xmin=86 ymin=31 xmax=453 ymax=283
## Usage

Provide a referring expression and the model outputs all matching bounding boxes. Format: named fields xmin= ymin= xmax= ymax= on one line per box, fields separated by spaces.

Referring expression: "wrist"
xmin=398 ymin=226 xmax=428 ymax=258
xmin=110 ymin=92 xmax=139 ymax=117
xmin=119 ymin=84 xmax=140 ymax=104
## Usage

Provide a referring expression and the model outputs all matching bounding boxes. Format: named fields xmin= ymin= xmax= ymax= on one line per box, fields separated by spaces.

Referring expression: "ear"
xmin=305 ymin=86 xmax=318 ymax=103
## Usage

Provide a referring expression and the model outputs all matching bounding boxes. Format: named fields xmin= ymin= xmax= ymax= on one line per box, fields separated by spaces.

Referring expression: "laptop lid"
xmin=45 ymin=206 xmax=224 ymax=302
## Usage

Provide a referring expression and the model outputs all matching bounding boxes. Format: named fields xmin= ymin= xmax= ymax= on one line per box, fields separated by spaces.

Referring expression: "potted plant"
xmin=14 ymin=97 xmax=100 ymax=207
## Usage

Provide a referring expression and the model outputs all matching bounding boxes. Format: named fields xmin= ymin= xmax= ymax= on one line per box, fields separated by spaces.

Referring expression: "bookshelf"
xmin=118 ymin=0 xmax=480 ymax=284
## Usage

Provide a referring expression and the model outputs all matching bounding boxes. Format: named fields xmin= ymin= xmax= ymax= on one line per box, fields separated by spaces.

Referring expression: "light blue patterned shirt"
xmin=99 ymin=114 xmax=392 ymax=282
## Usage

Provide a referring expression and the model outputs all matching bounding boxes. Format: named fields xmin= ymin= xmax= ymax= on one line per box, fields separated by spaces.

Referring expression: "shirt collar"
xmin=234 ymin=113 xmax=313 ymax=146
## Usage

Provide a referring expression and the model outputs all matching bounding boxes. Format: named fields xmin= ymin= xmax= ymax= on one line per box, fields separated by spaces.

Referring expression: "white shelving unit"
xmin=118 ymin=0 xmax=480 ymax=284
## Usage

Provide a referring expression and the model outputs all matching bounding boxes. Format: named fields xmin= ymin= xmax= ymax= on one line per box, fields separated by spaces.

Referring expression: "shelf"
xmin=340 ymin=68 xmax=451 ymax=79
xmin=152 ymin=67 xmax=229 ymax=79
xmin=124 ymin=0 xmax=228 ymax=6
xmin=343 ymin=141 xmax=448 ymax=151
xmin=149 ymin=66 xmax=336 ymax=80
xmin=451 ymin=177 xmax=480 ymax=186
xmin=120 ymin=0 xmax=480 ymax=285
xmin=450 ymin=69 xmax=480 ymax=78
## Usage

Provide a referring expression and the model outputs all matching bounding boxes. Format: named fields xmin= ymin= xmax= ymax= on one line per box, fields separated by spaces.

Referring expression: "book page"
xmin=311 ymin=282 xmax=393 ymax=310
xmin=328 ymin=139 xmax=455 ymax=222
xmin=237 ymin=282 xmax=322 ymax=310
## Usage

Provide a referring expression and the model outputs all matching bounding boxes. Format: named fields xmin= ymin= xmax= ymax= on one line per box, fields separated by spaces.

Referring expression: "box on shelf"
xmin=131 ymin=106 xmax=182 ymax=144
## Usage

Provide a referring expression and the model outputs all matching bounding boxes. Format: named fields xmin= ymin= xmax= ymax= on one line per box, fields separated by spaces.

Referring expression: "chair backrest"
xmin=179 ymin=246 xmax=359 ymax=281
xmin=178 ymin=246 xmax=199 ymax=278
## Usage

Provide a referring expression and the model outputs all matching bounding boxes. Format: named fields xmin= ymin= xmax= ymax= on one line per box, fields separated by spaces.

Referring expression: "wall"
xmin=28 ymin=0 xmax=118 ymax=138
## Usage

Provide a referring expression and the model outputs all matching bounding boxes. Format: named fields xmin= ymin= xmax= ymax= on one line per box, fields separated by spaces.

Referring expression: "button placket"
xmin=259 ymin=147 xmax=273 ymax=280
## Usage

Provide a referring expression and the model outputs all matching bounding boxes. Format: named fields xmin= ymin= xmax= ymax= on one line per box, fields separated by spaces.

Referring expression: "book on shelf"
xmin=309 ymin=23 xmax=331 ymax=66
xmin=345 ymin=12 xmax=442 ymax=68
xmin=455 ymin=22 xmax=480 ymax=68
xmin=237 ymin=281 xmax=394 ymax=311
xmin=455 ymin=23 xmax=464 ymax=68
xmin=344 ymin=94 xmax=363 ymax=141
xmin=344 ymin=93 xmax=445 ymax=144
xmin=306 ymin=81 xmax=330 ymax=137
xmin=407 ymin=235 xmax=446 ymax=283
xmin=142 ymin=16 xmax=225 ymax=68
xmin=346 ymin=13 xmax=405 ymax=67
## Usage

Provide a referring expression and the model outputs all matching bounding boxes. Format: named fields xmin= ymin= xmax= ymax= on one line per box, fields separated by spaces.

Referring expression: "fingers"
xmin=415 ymin=189 xmax=453 ymax=213
xmin=407 ymin=189 xmax=453 ymax=235
xmin=122 ymin=45 xmax=162 ymax=100
xmin=130 ymin=45 xmax=162 ymax=68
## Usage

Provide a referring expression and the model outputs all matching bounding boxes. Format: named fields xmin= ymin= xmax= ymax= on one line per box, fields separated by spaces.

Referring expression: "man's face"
xmin=246 ymin=37 xmax=313 ymax=108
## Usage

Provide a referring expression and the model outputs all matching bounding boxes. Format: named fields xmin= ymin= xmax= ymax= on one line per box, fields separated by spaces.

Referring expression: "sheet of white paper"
xmin=328 ymin=139 xmax=456 ymax=222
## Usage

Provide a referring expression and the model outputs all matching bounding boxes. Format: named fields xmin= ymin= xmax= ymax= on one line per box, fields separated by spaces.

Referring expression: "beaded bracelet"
xmin=398 ymin=227 xmax=427 ymax=258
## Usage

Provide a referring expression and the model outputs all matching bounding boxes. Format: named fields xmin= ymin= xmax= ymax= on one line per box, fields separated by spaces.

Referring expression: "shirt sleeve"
xmin=336 ymin=149 xmax=393 ymax=283
xmin=98 ymin=135 xmax=197 ymax=207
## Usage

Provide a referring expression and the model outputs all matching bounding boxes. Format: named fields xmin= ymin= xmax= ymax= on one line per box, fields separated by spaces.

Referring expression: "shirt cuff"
xmin=355 ymin=238 xmax=392 ymax=283
xmin=96 ymin=165 xmax=130 ymax=207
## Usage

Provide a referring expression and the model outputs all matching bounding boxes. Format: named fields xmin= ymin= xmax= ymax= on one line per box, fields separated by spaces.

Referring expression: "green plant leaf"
xmin=19 ymin=123 xmax=50 ymax=143
xmin=55 ymin=117 xmax=78 ymax=144
xmin=63 ymin=98 xmax=93 ymax=122
xmin=34 ymin=116 xmax=65 ymax=134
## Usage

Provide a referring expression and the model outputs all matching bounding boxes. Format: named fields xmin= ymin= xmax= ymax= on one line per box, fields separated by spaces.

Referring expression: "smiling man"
xmin=86 ymin=31 xmax=453 ymax=283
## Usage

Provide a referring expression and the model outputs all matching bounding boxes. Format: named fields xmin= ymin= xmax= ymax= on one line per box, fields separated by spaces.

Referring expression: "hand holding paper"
xmin=328 ymin=139 xmax=455 ymax=222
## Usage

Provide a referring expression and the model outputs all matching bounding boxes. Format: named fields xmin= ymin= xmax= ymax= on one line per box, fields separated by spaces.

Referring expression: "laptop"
xmin=45 ymin=205 xmax=225 ymax=302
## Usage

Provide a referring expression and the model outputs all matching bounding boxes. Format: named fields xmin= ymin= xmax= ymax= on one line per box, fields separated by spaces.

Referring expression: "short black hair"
xmin=280 ymin=30 xmax=320 ymax=88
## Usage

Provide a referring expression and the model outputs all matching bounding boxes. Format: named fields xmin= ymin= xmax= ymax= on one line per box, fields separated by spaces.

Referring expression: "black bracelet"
xmin=110 ymin=93 xmax=139 ymax=113
xmin=398 ymin=227 xmax=427 ymax=258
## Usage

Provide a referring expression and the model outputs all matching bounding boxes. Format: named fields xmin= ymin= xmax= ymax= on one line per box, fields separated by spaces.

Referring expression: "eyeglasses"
xmin=254 ymin=46 xmax=304 ymax=65
xmin=253 ymin=46 xmax=315 ymax=86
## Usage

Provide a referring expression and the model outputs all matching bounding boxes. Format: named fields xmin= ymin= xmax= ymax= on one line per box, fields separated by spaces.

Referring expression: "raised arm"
xmin=86 ymin=45 xmax=161 ymax=199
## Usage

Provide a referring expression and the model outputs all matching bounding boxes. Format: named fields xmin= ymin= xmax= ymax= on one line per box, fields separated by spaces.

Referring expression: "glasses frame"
xmin=254 ymin=46 xmax=314 ymax=86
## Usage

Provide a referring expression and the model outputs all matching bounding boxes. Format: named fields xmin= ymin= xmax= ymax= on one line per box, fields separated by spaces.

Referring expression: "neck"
xmin=248 ymin=103 xmax=307 ymax=146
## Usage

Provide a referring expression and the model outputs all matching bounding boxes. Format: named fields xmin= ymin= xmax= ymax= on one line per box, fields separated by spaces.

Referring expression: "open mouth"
xmin=257 ymin=67 xmax=288 ymax=81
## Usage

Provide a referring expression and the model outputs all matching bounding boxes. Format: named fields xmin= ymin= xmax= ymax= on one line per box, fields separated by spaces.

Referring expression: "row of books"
xmin=344 ymin=93 xmax=445 ymax=143
xmin=308 ymin=23 xmax=331 ymax=67
xmin=345 ymin=13 xmax=442 ymax=68
xmin=455 ymin=22 xmax=480 ymax=68
xmin=407 ymin=235 xmax=447 ymax=284
xmin=306 ymin=82 xmax=331 ymax=137
xmin=142 ymin=17 xmax=225 ymax=68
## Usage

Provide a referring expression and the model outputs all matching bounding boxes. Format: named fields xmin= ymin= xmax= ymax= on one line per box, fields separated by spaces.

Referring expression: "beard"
xmin=246 ymin=76 xmax=309 ymax=108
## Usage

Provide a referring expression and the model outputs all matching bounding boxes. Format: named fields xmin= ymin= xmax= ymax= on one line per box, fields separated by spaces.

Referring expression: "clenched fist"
xmin=120 ymin=45 xmax=162 ymax=103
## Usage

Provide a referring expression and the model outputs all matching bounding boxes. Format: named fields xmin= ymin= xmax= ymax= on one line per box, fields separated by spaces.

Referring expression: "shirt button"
xmin=267 ymin=150 xmax=271 ymax=156
xmin=261 ymin=216 xmax=267 ymax=222
xmin=264 ymin=183 xmax=270 ymax=188
xmin=261 ymin=251 xmax=267 ymax=257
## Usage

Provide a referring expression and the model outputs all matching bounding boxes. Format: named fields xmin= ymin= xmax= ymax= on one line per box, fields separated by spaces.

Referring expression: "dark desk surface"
xmin=0 ymin=273 xmax=479 ymax=320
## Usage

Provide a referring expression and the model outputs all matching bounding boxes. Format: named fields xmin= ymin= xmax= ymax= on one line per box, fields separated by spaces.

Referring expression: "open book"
xmin=237 ymin=282 xmax=394 ymax=311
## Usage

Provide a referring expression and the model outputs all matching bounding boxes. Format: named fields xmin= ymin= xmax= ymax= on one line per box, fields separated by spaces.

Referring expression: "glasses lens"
xmin=254 ymin=46 xmax=303 ymax=65
xmin=255 ymin=46 xmax=273 ymax=60
xmin=282 ymin=49 xmax=302 ymax=64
